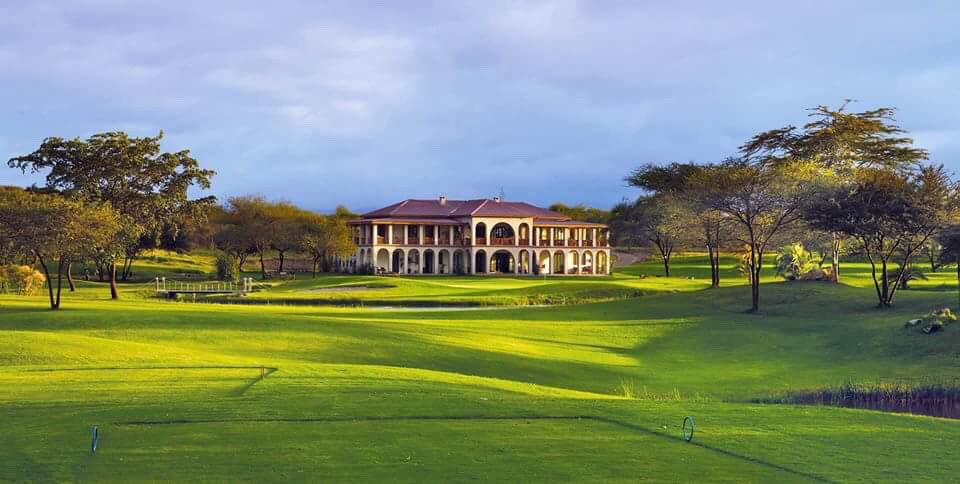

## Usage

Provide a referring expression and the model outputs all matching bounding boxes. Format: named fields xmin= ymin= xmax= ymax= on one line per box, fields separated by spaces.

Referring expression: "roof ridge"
xmin=471 ymin=199 xmax=490 ymax=215
xmin=390 ymin=199 xmax=410 ymax=215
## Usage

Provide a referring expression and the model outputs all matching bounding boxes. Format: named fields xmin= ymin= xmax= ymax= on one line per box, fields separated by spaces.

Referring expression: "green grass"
xmin=3 ymin=252 xmax=960 ymax=482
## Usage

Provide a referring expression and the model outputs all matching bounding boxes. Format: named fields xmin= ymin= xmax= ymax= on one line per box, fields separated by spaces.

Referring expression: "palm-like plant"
xmin=775 ymin=243 xmax=818 ymax=280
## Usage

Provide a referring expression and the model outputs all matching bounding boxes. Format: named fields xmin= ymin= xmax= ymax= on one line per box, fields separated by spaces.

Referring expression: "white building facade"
xmin=349 ymin=197 xmax=611 ymax=276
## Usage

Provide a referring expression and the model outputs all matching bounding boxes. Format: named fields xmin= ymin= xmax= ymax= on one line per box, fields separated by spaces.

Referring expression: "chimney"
xmin=494 ymin=196 xmax=501 ymax=203
xmin=439 ymin=195 xmax=447 ymax=205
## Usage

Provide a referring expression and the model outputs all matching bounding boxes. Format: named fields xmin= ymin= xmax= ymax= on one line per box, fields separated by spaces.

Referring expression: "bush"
xmin=775 ymin=243 xmax=818 ymax=280
xmin=0 ymin=265 xmax=46 ymax=296
xmin=215 ymin=252 xmax=239 ymax=281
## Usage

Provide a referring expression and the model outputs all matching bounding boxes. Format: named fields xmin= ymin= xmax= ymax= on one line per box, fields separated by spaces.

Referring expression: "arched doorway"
xmin=582 ymin=251 xmax=593 ymax=274
xmin=597 ymin=251 xmax=607 ymax=274
xmin=475 ymin=223 xmax=487 ymax=245
xmin=439 ymin=249 xmax=450 ymax=274
xmin=406 ymin=249 xmax=420 ymax=274
xmin=475 ymin=250 xmax=487 ymax=274
xmin=569 ymin=252 xmax=579 ymax=274
xmin=377 ymin=249 xmax=390 ymax=272
xmin=491 ymin=223 xmax=515 ymax=245
xmin=519 ymin=250 xmax=530 ymax=274
xmin=539 ymin=250 xmax=551 ymax=274
xmin=490 ymin=250 xmax=515 ymax=274
xmin=423 ymin=249 xmax=435 ymax=274
xmin=553 ymin=251 xmax=565 ymax=275
xmin=453 ymin=250 xmax=465 ymax=275
xmin=391 ymin=249 xmax=404 ymax=273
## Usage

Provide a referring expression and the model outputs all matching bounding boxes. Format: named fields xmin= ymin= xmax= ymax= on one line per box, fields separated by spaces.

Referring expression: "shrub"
xmin=0 ymin=265 xmax=46 ymax=296
xmin=775 ymin=243 xmax=818 ymax=280
xmin=215 ymin=252 xmax=239 ymax=281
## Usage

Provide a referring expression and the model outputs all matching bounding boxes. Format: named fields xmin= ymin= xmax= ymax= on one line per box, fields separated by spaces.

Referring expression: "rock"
xmin=800 ymin=268 xmax=827 ymax=281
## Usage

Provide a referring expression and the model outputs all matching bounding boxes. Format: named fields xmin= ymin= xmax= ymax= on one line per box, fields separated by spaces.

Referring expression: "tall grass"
xmin=759 ymin=382 xmax=960 ymax=419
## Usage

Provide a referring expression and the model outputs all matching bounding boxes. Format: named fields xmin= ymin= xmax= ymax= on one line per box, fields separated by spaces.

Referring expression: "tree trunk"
xmin=831 ymin=234 xmax=842 ymax=283
xmin=109 ymin=262 xmax=119 ymax=300
xmin=121 ymin=256 xmax=135 ymax=281
xmin=259 ymin=251 xmax=267 ymax=280
xmin=37 ymin=254 xmax=57 ymax=310
xmin=278 ymin=250 xmax=285 ymax=273
xmin=54 ymin=257 xmax=64 ymax=309
xmin=66 ymin=262 xmax=76 ymax=292
xmin=879 ymin=259 xmax=890 ymax=307
xmin=956 ymin=256 xmax=959 ymax=309
xmin=749 ymin=245 xmax=760 ymax=312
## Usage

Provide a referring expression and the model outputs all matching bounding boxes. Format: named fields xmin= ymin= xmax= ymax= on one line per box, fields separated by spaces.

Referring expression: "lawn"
xmin=2 ymin=252 xmax=959 ymax=482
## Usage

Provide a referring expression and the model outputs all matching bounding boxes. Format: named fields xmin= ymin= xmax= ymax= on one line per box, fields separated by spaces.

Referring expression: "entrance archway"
xmin=423 ymin=249 xmax=435 ymax=274
xmin=539 ymin=250 xmax=551 ymax=274
xmin=377 ymin=249 xmax=390 ymax=272
xmin=553 ymin=251 xmax=565 ymax=274
xmin=582 ymin=251 xmax=593 ymax=274
xmin=475 ymin=250 xmax=487 ymax=274
xmin=569 ymin=252 xmax=579 ymax=274
xmin=453 ymin=250 xmax=465 ymax=275
xmin=597 ymin=251 xmax=607 ymax=274
xmin=490 ymin=250 xmax=515 ymax=274
xmin=391 ymin=249 xmax=404 ymax=273
xmin=439 ymin=249 xmax=450 ymax=274
xmin=406 ymin=249 xmax=420 ymax=274
xmin=519 ymin=250 xmax=530 ymax=274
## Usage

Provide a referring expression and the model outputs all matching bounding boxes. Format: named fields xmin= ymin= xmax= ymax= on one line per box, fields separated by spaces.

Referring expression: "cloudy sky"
xmin=1 ymin=1 xmax=958 ymax=212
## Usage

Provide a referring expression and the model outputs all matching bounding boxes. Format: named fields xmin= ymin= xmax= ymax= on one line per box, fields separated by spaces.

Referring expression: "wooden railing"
xmin=519 ymin=238 xmax=530 ymax=246
xmin=476 ymin=237 xmax=486 ymax=245
xmin=376 ymin=236 xmax=386 ymax=244
xmin=491 ymin=237 xmax=515 ymax=246
xmin=423 ymin=236 xmax=435 ymax=245
xmin=567 ymin=240 xmax=579 ymax=247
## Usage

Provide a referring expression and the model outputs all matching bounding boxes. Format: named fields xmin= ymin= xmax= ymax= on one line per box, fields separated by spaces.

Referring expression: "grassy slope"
xmin=2 ymin=252 xmax=960 ymax=482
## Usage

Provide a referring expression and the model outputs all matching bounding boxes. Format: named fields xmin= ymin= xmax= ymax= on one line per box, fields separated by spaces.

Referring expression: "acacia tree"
xmin=805 ymin=165 xmax=959 ymax=307
xmin=939 ymin=226 xmax=960 ymax=308
xmin=626 ymin=162 xmax=729 ymax=287
xmin=687 ymin=158 xmax=817 ymax=311
xmin=301 ymin=215 xmax=356 ymax=276
xmin=741 ymin=103 xmax=928 ymax=282
xmin=9 ymin=131 xmax=215 ymax=298
xmin=0 ymin=191 xmax=120 ymax=309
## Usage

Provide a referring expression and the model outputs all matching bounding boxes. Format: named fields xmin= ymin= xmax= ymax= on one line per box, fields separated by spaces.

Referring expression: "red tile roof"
xmin=362 ymin=198 xmax=570 ymax=220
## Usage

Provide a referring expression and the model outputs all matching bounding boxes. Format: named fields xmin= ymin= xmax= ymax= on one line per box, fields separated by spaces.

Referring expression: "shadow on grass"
xmin=113 ymin=414 xmax=830 ymax=482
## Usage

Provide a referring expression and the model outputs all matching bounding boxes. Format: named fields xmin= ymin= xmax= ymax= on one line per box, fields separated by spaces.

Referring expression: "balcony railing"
xmin=567 ymin=240 xmax=579 ymax=247
xmin=423 ymin=236 xmax=435 ymax=245
xmin=491 ymin=237 xmax=515 ymax=246
xmin=599 ymin=238 xmax=608 ymax=246
xmin=519 ymin=238 xmax=530 ymax=246
xmin=584 ymin=240 xmax=594 ymax=247
xmin=475 ymin=237 xmax=486 ymax=245
xmin=392 ymin=237 xmax=404 ymax=245
xmin=376 ymin=236 xmax=386 ymax=244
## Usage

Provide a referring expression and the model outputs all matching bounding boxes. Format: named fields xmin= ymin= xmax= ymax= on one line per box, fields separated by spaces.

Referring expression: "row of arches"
xmin=363 ymin=248 xmax=468 ymax=275
xmin=360 ymin=247 xmax=608 ymax=275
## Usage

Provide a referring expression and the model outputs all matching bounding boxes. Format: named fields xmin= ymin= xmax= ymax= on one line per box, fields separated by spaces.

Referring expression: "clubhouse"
xmin=349 ymin=196 xmax=610 ymax=275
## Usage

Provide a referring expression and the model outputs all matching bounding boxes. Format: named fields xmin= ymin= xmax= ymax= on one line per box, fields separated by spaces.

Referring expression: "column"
xmin=449 ymin=226 xmax=454 ymax=245
xmin=387 ymin=225 xmax=393 ymax=245
xmin=435 ymin=225 xmax=439 ymax=246
xmin=372 ymin=224 xmax=378 ymax=245
xmin=468 ymin=250 xmax=475 ymax=275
